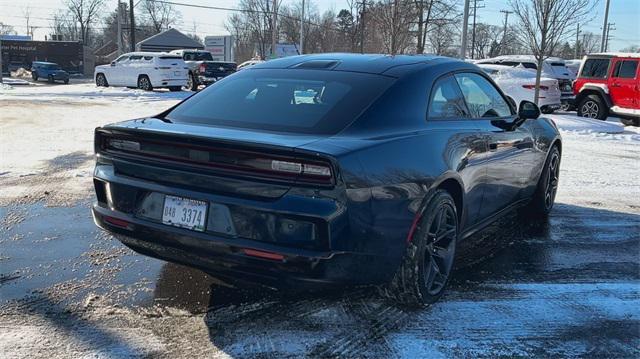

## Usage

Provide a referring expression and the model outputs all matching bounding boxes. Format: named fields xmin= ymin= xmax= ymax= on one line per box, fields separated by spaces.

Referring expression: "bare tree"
xmin=373 ymin=0 xmax=415 ymax=54
xmin=620 ymin=45 xmax=640 ymax=53
xmin=471 ymin=23 xmax=502 ymax=59
xmin=64 ymin=0 xmax=105 ymax=45
xmin=413 ymin=0 xmax=458 ymax=54
xmin=510 ymin=0 xmax=594 ymax=104
xmin=141 ymin=0 xmax=181 ymax=33
xmin=428 ymin=19 xmax=458 ymax=56
xmin=0 ymin=22 xmax=17 ymax=35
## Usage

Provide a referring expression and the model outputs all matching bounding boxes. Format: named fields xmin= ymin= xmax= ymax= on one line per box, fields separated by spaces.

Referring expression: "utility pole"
xmin=460 ymin=0 xmax=470 ymax=59
xmin=499 ymin=10 xmax=513 ymax=55
xmin=600 ymin=0 xmax=610 ymax=52
xmin=360 ymin=0 xmax=367 ymax=54
xmin=129 ymin=0 xmax=136 ymax=52
xmin=299 ymin=0 xmax=305 ymax=55
xmin=605 ymin=22 xmax=615 ymax=52
xmin=117 ymin=1 xmax=123 ymax=55
xmin=574 ymin=24 xmax=580 ymax=58
xmin=470 ymin=0 xmax=484 ymax=59
xmin=271 ymin=0 xmax=278 ymax=58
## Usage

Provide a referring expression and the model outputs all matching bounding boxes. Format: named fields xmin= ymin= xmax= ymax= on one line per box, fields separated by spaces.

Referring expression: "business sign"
xmin=204 ymin=35 xmax=234 ymax=62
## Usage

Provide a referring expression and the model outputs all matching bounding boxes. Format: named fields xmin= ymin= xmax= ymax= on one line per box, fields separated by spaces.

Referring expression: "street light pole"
xmin=460 ymin=0 xmax=470 ymax=59
xmin=299 ymin=0 xmax=305 ymax=55
xmin=600 ymin=0 xmax=610 ymax=52
xmin=129 ymin=0 xmax=136 ymax=52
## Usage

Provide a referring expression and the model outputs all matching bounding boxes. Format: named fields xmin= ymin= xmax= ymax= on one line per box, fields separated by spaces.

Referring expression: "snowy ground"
xmin=1 ymin=82 xmax=639 ymax=358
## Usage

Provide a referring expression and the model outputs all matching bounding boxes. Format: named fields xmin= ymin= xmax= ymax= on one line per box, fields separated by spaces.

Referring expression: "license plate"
xmin=162 ymin=195 xmax=207 ymax=232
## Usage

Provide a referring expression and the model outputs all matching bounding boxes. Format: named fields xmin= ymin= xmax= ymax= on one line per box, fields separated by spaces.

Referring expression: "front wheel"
xmin=184 ymin=72 xmax=198 ymax=91
xmin=526 ymin=146 xmax=560 ymax=216
xmin=96 ymin=73 xmax=108 ymax=87
xmin=47 ymin=75 xmax=54 ymax=83
xmin=381 ymin=190 xmax=458 ymax=307
xmin=137 ymin=75 xmax=153 ymax=91
xmin=577 ymin=95 xmax=608 ymax=120
xmin=32 ymin=72 xmax=38 ymax=81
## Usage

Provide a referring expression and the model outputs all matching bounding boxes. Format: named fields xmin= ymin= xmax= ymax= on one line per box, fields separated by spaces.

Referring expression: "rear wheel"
xmin=526 ymin=146 xmax=560 ymax=216
xmin=64 ymin=79 xmax=69 ymax=84
xmin=138 ymin=75 xmax=153 ymax=91
xmin=185 ymin=72 xmax=198 ymax=91
xmin=577 ymin=95 xmax=608 ymax=120
xmin=381 ymin=190 xmax=458 ymax=307
xmin=96 ymin=73 xmax=108 ymax=87
xmin=47 ymin=75 xmax=54 ymax=83
xmin=169 ymin=86 xmax=182 ymax=92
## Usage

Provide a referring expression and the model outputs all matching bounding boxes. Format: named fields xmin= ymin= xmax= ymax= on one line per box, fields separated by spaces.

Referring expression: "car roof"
xmin=586 ymin=52 xmax=640 ymax=59
xmin=120 ymin=52 xmax=176 ymax=57
xmin=249 ymin=53 xmax=463 ymax=76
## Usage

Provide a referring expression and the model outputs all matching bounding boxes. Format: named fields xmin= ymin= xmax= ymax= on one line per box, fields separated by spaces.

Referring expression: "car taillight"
xmin=270 ymin=160 xmax=332 ymax=179
xmin=522 ymin=84 xmax=549 ymax=91
xmin=199 ymin=64 xmax=206 ymax=73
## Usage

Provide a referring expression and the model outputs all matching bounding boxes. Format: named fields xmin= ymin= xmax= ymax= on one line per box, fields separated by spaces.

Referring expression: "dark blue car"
xmin=31 ymin=61 xmax=70 ymax=84
xmin=92 ymin=54 xmax=561 ymax=306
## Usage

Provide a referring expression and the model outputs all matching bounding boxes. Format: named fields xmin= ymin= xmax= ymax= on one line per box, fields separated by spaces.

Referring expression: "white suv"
xmin=476 ymin=55 xmax=576 ymax=111
xmin=94 ymin=52 xmax=188 ymax=91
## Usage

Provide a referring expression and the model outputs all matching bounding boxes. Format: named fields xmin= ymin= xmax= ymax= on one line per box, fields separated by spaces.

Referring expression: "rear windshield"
xmin=580 ymin=58 xmax=610 ymax=78
xmin=166 ymin=69 xmax=394 ymax=135
xmin=184 ymin=52 xmax=213 ymax=61
xmin=159 ymin=55 xmax=182 ymax=59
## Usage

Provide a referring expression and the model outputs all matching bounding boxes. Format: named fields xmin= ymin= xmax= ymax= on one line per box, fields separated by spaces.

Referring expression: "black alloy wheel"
xmin=577 ymin=95 xmax=608 ymax=120
xmin=526 ymin=146 xmax=561 ymax=216
xmin=96 ymin=73 xmax=108 ymax=87
xmin=382 ymin=190 xmax=458 ymax=307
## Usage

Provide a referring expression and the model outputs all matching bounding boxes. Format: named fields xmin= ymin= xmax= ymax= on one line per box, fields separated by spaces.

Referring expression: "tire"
xmin=64 ymin=79 xmax=69 ymax=84
xmin=185 ymin=72 xmax=198 ymax=91
xmin=96 ymin=73 xmax=108 ymax=87
xmin=541 ymin=107 xmax=555 ymax=114
xmin=47 ymin=75 xmax=54 ymax=83
xmin=577 ymin=95 xmax=608 ymax=120
xmin=168 ymin=86 xmax=182 ymax=92
xmin=526 ymin=146 xmax=561 ymax=216
xmin=138 ymin=75 xmax=153 ymax=91
xmin=32 ymin=72 xmax=38 ymax=81
xmin=620 ymin=117 xmax=640 ymax=127
xmin=380 ymin=190 xmax=458 ymax=307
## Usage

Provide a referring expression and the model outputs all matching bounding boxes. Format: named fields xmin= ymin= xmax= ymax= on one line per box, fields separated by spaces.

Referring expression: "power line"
xmin=470 ymin=0 xmax=484 ymax=59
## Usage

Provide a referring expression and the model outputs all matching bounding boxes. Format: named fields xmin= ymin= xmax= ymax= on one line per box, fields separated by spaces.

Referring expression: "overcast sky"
xmin=0 ymin=0 xmax=638 ymax=52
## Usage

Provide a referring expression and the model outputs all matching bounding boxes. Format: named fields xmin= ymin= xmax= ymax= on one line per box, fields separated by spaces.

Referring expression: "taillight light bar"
xmin=96 ymin=133 xmax=335 ymax=186
xmin=522 ymin=84 xmax=549 ymax=91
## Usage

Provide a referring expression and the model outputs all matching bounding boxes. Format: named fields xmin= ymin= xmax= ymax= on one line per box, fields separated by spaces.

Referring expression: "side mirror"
xmin=518 ymin=100 xmax=540 ymax=120
xmin=110 ymin=61 xmax=116 ymax=67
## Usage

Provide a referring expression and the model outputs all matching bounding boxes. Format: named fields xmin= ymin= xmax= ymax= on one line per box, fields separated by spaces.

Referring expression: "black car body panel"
xmin=92 ymin=54 xmax=561 ymax=287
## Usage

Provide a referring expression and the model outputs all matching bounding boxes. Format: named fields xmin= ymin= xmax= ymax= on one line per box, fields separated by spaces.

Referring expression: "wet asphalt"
xmin=1 ymin=198 xmax=638 ymax=357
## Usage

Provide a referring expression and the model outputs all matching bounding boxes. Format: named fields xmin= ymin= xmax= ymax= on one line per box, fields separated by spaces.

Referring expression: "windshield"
xmin=184 ymin=52 xmax=214 ymax=61
xmin=166 ymin=69 xmax=394 ymax=135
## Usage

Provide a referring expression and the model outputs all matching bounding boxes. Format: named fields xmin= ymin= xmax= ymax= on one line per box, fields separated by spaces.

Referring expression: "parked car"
xmin=170 ymin=49 xmax=237 ymax=91
xmin=94 ymin=52 xmax=188 ymax=91
xmin=573 ymin=52 xmax=640 ymax=126
xmin=92 ymin=54 xmax=561 ymax=306
xmin=476 ymin=55 xmax=575 ymax=110
xmin=564 ymin=59 xmax=583 ymax=77
xmin=479 ymin=64 xmax=561 ymax=114
xmin=237 ymin=59 xmax=265 ymax=70
xmin=31 ymin=61 xmax=69 ymax=84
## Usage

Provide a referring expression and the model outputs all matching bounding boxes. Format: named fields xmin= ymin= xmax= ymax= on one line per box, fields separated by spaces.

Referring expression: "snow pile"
xmin=1 ymin=78 xmax=31 ymax=86
xmin=0 ymin=83 xmax=13 ymax=91
xmin=11 ymin=68 xmax=32 ymax=78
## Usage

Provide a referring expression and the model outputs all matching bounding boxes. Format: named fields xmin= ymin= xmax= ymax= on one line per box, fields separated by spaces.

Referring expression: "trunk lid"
xmin=97 ymin=118 xmax=334 ymax=199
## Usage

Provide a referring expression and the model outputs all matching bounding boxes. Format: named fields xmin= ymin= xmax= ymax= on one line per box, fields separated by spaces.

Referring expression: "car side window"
xmin=116 ymin=55 xmax=129 ymax=63
xmin=612 ymin=60 xmax=638 ymax=79
xmin=129 ymin=55 xmax=142 ymax=61
xmin=454 ymin=73 xmax=512 ymax=118
xmin=580 ymin=58 xmax=610 ymax=78
xmin=428 ymin=75 xmax=469 ymax=119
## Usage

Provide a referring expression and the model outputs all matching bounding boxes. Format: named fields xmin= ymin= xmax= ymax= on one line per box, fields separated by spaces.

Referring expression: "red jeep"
xmin=573 ymin=53 xmax=640 ymax=126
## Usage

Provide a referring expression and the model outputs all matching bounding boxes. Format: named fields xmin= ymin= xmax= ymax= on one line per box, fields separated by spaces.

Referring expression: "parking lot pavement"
xmin=1 ymin=84 xmax=638 ymax=358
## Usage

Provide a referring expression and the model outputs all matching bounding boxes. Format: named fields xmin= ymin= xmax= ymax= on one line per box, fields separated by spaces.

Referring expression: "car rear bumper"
xmin=92 ymin=204 xmax=388 ymax=287
xmin=151 ymin=79 xmax=188 ymax=88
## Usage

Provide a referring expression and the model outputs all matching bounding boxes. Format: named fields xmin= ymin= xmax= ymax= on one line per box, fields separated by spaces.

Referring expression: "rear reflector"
xmin=242 ymin=248 xmax=285 ymax=261
xmin=104 ymin=216 xmax=131 ymax=229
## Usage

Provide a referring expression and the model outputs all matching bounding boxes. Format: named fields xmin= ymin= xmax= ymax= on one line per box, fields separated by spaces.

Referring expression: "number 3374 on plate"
xmin=162 ymin=195 xmax=208 ymax=232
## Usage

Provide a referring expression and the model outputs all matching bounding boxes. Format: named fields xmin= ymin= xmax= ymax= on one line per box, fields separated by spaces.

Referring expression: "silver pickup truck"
xmin=170 ymin=49 xmax=237 ymax=91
